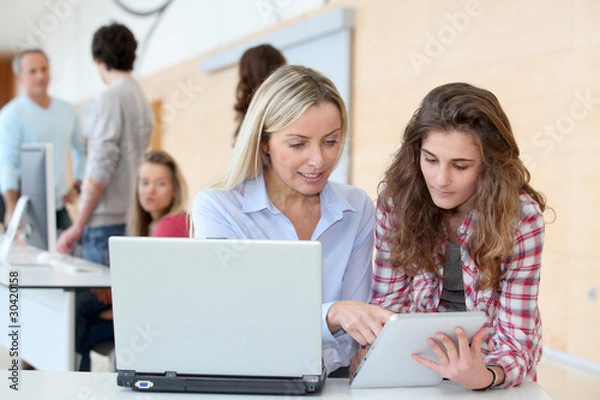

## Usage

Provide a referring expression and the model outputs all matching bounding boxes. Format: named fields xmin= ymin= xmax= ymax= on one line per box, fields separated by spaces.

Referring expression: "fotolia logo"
xmin=522 ymin=89 xmax=599 ymax=171
xmin=116 ymin=322 xmax=162 ymax=368
xmin=407 ymin=0 xmax=485 ymax=75
xmin=10 ymin=0 xmax=83 ymax=51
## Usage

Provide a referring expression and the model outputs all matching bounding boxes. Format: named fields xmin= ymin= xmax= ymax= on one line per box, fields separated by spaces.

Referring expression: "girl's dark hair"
xmin=92 ymin=23 xmax=137 ymax=71
xmin=233 ymin=44 xmax=286 ymax=139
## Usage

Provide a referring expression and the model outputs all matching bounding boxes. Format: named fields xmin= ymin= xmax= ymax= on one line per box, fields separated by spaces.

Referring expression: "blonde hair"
xmin=207 ymin=64 xmax=348 ymax=191
xmin=127 ymin=150 xmax=189 ymax=236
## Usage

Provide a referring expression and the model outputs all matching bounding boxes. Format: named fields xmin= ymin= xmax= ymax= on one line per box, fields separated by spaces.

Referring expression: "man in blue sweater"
xmin=0 ymin=49 xmax=85 ymax=230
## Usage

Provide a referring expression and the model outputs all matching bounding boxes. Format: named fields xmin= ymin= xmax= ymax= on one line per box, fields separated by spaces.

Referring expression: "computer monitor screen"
xmin=0 ymin=144 xmax=56 ymax=262
xmin=20 ymin=143 xmax=57 ymax=252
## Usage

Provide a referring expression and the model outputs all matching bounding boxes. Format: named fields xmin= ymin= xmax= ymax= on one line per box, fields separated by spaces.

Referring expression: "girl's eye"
xmin=324 ymin=139 xmax=339 ymax=147
xmin=454 ymin=165 xmax=468 ymax=171
xmin=289 ymin=143 xmax=304 ymax=149
xmin=425 ymin=157 xmax=437 ymax=163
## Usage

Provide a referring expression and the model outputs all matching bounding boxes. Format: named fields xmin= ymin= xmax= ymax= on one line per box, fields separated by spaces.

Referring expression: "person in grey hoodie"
xmin=57 ymin=22 xmax=153 ymax=371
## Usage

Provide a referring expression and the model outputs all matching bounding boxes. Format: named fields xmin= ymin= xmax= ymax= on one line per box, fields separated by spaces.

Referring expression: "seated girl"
xmin=128 ymin=150 xmax=189 ymax=237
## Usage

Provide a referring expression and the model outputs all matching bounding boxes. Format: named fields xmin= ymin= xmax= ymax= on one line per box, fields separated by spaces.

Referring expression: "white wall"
xmin=27 ymin=0 xmax=326 ymax=103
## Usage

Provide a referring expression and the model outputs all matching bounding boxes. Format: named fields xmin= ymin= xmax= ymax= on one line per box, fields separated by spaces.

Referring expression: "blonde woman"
xmin=192 ymin=65 xmax=392 ymax=376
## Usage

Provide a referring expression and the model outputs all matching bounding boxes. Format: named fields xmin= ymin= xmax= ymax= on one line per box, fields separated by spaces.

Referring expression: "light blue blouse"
xmin=192 ymin=174 xmax=375 ymax=373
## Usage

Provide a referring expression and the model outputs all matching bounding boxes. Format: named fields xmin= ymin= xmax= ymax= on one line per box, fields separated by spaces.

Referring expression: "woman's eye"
xmin=454 ymin=165 xmax=467 ymax=171
xmin=324 ymin=140 xmax=339 ymax=147
xmin=425 ymin=158 xmax=437 ymax=163
xmin=289 ymin=143 xmax=304 ymax=149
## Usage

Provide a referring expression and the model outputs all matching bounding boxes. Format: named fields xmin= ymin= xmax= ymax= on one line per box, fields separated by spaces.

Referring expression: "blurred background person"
xmin=233 ymin=43 xmax=286 ymax=142
xmin=0 ymin=48 xmax=85 ymax=230
xmin=57 ymin=23 xmax=153 ymax=372
xmin=128 ymin=150 xmax=189 ymax=237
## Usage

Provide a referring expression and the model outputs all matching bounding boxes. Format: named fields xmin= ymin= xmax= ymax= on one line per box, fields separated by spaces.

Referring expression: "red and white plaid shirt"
xmin=371 ymin=191 xmax=545 ymax=388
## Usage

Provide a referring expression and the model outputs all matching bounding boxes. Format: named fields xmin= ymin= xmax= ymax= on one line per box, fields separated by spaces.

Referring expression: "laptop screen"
xmin=109 ymin=237 xmax=323 ymax=378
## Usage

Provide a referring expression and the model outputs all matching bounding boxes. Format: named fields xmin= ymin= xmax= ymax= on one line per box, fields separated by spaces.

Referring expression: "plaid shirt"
xmin=371 ymin=191 xmax=545 ymax=388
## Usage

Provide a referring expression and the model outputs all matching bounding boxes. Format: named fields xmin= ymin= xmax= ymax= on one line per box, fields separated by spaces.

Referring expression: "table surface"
xmin=1 ymin=371 xmax=553 ymax=399
xmin=0 ymin=238 xmax=111 ymax=289
xmin=0 ymin=239 xmax=111 ymax=371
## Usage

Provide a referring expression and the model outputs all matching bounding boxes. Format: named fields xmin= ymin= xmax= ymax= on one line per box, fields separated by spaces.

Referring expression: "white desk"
xmin=1 ymin=371 xmax=553 ymax=399
xmin=0 ymin=240 xmax=110 ymax=371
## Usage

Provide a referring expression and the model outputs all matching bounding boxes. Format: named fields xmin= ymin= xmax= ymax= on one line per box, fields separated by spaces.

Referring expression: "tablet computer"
xmin=350 ymin=311 xmax=487 ymax=389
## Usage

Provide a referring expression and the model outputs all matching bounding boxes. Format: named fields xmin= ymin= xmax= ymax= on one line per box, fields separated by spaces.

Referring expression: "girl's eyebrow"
xmin=421 ymin=148 xmax=476 ymax=162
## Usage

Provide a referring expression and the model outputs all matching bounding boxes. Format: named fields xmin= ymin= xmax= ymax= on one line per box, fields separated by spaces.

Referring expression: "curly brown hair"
xmin=233 ymin=44 xmax=286 ymax=139
xmin=379 ymin=82 xmax=547 ymax=290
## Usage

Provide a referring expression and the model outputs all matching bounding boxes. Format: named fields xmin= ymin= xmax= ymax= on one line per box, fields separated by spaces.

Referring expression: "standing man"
xmin=57 ymin=23 xmax=153 ymax=371
xmin=0 ymin=49 xmax=85 ymax=230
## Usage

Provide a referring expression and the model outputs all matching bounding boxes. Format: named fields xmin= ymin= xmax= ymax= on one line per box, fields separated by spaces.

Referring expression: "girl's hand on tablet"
xmin=412 ymin=327 xmax=497 ymax=390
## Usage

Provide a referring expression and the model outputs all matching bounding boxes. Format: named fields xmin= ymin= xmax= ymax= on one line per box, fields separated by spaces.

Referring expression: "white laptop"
xmin=109 ymin=237 xmax=325 ymax=395
xmin=350 ymin=311 xmax=487 ymax=389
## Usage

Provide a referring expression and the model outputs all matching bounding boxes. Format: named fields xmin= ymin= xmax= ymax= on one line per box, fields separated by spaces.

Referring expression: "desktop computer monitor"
xmin=20 ymin=143 xmax=57 ymax=251
xmin=0 ymin=143 xmax=56 ymax=261
xmin=0 ymin=195 xmax=5 ymax=231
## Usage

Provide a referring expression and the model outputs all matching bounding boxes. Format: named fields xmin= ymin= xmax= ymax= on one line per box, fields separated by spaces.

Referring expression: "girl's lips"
xmin=432 ymin=187 xmax=453 ymax=196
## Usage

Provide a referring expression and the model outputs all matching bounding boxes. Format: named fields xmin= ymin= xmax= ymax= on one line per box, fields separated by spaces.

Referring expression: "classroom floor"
xmin=1 ymin=345 xmax=599 ymax=398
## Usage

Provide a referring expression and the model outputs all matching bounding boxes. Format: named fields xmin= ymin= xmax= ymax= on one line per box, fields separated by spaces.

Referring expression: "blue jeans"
xmin=82 ymin=224 xmax=125 ymax=266
xmin=76 ymin=224 xmax=125 ymax=371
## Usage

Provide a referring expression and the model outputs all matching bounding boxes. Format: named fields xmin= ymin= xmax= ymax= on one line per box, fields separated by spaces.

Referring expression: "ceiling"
xmin=0 ymin=0 xmax=177 ymax=56
xmin=0 ymin=0 xmax=61 ymax=54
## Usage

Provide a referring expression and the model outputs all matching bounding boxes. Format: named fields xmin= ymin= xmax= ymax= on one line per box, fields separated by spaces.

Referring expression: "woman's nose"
xmin=436 ymin=166 xmax=451 ymax=186
xmin=308 ymin=147 xmax=324 ymax=168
